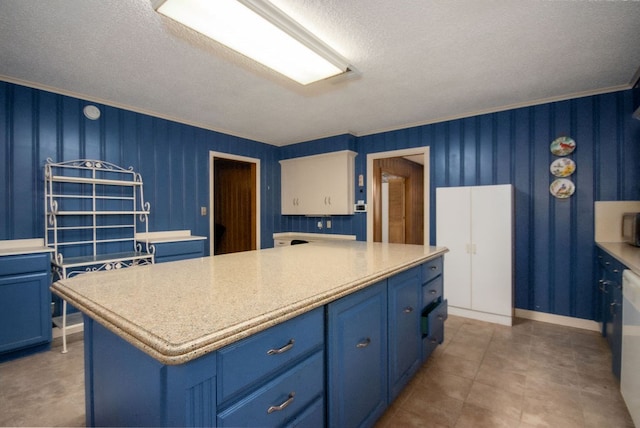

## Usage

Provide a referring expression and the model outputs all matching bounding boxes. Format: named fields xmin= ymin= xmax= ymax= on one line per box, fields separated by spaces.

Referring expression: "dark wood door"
xmin=214 ymin=158 xmax=256 ymax=255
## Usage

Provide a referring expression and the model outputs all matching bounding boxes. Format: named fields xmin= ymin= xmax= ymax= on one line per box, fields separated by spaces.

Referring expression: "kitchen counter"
xmin=0 ymin=238 xmax=54 ymax=256
xmin=135 ymin=230 xmax=206 ymax=244
xmin=51 ymin=241 xmax=447 ymax=365
xmin=597 ymin=242 xmax=640 ymax=275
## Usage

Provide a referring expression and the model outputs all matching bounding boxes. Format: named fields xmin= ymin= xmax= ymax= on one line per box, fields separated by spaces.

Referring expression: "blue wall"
xmin=2 ymin=80 xmax=639 ymax=321
xmin=0 ymin=82 xmax=280 ymax=253
xmin=280 ymin=89 xmax=640 ymax=321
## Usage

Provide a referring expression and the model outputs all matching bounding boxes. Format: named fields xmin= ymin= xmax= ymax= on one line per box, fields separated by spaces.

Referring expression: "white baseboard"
xmin=448 ymin=306 xmax=513 ymax=326
xmin=514 ymin=309 xmax=600 ymax=332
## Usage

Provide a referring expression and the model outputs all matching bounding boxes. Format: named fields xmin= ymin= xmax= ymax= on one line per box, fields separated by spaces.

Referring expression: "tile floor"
xmin=0 ymin=316 xmax=634 ymax=427
xmin=376 ymin=315 xmax=635 ymax=428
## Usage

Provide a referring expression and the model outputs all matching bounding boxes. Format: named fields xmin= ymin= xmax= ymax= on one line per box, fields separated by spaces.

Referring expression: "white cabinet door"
xmin=471 ymin=185 xmax=512 ymax=317
xmin=436 ymin=185 xmax=512 ymax=323
xmin=280 ymin=151 xmax=356 ymax=216
xmin=281 ymin=160 xmax=303 ymax=214
xmin=436 ymin=187 xmax=472 ymax=309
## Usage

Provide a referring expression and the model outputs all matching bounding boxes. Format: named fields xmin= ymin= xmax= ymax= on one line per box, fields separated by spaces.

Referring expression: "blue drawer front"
xmin=422 ymin=275 xmax=443 ymax=306
xmin=422 ymin=256 xmax=442 ymax=284
xmin=421 ymin=299 xmax=447 ymax=361
xmin=285 ymin=396 xmax=324 ymax=428
xmin=152 ymin=240 xmax=205 ymax=263
xmin=217 ymin=351 xmax=324 ymax=427
xmin=217 ymin=307 xmax=324 ymax=404
xmin=0 ymin=253 xmax=50 ymax=276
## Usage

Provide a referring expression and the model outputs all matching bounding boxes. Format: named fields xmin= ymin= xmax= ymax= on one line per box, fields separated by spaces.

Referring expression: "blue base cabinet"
xmin=327 ymin=281 xmax=389 ymax=428
xmin=388 ymin=266 xmax=422 ymax=401
xmin=327 ymin=257 xmax=447 ymax=428
xmin=145 ymin=240 xmax=205 ymax=264
xmin=82 ymin=257 xmax=445 ymax=427
xmin=0 ymin=252 xmax=52 ymax=361
xmin=216 ymin=308 xmax=324 ymax=427
xmin=85 ymin=317 xmax=218 ymax=427
xmin=597 ymin=248 xmax=624 ymax=379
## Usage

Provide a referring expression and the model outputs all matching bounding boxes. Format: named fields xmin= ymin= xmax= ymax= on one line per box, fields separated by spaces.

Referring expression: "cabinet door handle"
xmin=356 ymin=337 xmax=371 ymax=348
xmin=267 ymin=392 xmax=295 ymax=414
xmin=430 ymin=265 xmax=438 ymax=271
xmin=403 ymin=306 xmax=414 ymax=313
xmin=437 ymin=315 xmax=444 ymax=321
xmin=429 ymin=289 xmax=437 ymax=295
xmin=267 ymin=339 xmax=295 ymax=355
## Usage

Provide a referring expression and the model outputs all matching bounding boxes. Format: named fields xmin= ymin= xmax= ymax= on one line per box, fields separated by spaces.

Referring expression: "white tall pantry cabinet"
xmin=436 ymin=184 xmax=513 ymax=326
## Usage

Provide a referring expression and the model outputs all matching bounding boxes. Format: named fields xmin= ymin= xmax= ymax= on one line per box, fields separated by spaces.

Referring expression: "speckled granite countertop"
xmin=597 ymin=242 xmax=640 ymax=275
xmin=51 ymin=241 xmax=447 ymax=365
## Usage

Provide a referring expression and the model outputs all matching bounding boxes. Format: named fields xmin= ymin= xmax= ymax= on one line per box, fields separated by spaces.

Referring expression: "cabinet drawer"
xmin=0 ymin=253 xmax=50 ymax=277
xmin=285 ymin=396 xmax=324 ymax=428
xmin=217 ymin=351 xmax=324 ymax=427
xmin=217 ymin=307 xmax=324 ymax=403
xmin=422 ymin=275 xmax=443 ymax=306
xmin=150 ymin=241 xmax=204 ymax=263
xmin=421 ymin=300 xmax=448 ymax=360
xmin=422 ymin=257 xmax=442 ymax=284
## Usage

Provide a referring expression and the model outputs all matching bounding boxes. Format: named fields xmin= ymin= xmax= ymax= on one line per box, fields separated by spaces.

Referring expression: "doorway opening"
xmin=367 ymin=147 xmax=430 ymax=245
xmin=209 ymin=152 xmax=261 ymax=255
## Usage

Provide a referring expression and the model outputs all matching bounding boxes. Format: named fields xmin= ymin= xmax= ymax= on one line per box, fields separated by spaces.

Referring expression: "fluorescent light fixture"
xmin=153 ymin=0 xmax=352 ymax=85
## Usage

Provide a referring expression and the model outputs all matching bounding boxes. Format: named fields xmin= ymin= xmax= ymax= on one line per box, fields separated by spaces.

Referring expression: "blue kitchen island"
xmin=51 ymin=241 xmax=447 ymax=427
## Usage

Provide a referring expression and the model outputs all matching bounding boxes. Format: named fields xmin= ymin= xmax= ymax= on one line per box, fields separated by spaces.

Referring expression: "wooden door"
xmin=214 ymin=158 xmax=256 ymax=255
xmin=387 ymin=177 xmax=405 ymax=244
xmin=373 ymin=158 xmax=423 ymax=244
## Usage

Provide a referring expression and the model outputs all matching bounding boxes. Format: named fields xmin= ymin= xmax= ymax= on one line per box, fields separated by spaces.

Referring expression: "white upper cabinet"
xmin=280 ymin=150 xmax=356 ymax=215
xmin=436 ymin=184 xmax=513 ymax=325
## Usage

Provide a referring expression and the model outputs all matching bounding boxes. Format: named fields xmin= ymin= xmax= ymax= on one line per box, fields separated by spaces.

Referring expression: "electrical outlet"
xmin=201 ymin=206 xmax=207 ymax=216
xmin=317 ymin=221 xmax=323 ymax=229
xmin=326 ymin=220 xmax=332 ymax=229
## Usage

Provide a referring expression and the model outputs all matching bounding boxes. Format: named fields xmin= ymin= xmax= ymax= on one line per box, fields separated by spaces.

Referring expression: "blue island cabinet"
xmin=0 ymin=252 xmax=52 ymax=361
xmin=84 ymin=307 xmax=325 ymax=427
xmin=327 ymin=281 xmax=389 ymax=428
xmin=82 ymin=256 xmax=445 ymax=427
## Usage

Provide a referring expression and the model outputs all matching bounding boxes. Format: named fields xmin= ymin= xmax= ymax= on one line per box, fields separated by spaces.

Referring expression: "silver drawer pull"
xmin=356 ymin=337 xmax=371 ymax=348
xmin=267 ymin=392 xmax=295 ymax=414
xmin=404 ymin=306 xmax=414 ymax=313
xmin=267 ymin=339 xmax=295 ymax=355
xmin=430 ymin=266 xmax=438 ymax=271
xmin=437 ymin=315 xmax=444 ymax=320
xmin=429 ymin=289 xmax=437 ymax=295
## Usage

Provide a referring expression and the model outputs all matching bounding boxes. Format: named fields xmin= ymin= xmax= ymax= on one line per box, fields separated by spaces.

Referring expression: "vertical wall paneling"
xmin=0 ymin=82 xmax=278 ymax=255
xmin=2 ymin=80 xmax=639 ymax=322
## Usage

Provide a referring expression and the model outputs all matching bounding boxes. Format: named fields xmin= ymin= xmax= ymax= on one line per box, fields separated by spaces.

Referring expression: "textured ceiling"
xmin=1 ymin=0 xmax=639 ymax=146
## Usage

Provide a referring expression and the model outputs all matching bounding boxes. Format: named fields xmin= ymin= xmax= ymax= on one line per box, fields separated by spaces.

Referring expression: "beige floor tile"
xmin=465 ymin=381 xmax=524 ymax=421
xmin=417 ymin=366 xmax=474 ymax=402
xmin=2 ymin=316 xmax=635 ymax=428
xmin=521 ymin=394 xmax=584 ymax=427
xmin=429 ymin=353 xmax=482 ymax=380
xmin=474 ymin=362 xmax=527 ymax=395
xmin=400 ymin=384 xmax=464 ymax=427
xmin=443 ymin=340 xmax=487 ymax=363
xmin=454 ymin=402 xmax=521 ymax=428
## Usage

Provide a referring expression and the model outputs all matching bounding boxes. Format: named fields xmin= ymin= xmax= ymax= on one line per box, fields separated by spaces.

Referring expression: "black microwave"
xmin=622 ymin=212 xmax=640 ymax=247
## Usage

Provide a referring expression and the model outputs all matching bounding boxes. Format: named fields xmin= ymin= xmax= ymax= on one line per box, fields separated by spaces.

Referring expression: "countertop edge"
xmin=51 ymin=247 xmax=448 ymax=365
xmin=596 ymin=241 xmax=640 ymax=275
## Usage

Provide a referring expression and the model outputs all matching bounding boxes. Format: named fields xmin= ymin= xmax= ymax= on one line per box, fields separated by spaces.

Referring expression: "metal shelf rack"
xmin=44 ymin=159 xmax=154 ymax=353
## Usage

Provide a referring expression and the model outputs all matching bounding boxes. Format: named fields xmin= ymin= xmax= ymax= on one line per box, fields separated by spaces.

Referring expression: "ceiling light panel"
xmin=154 ymin=0 xmax=351 ymax=85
